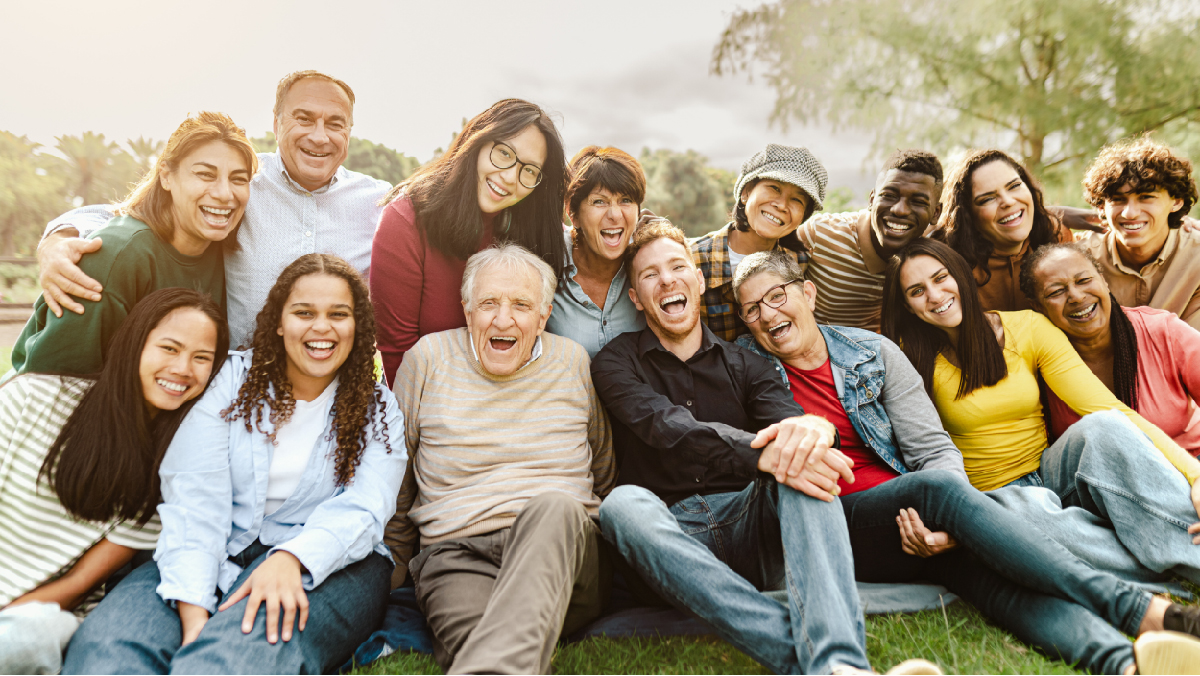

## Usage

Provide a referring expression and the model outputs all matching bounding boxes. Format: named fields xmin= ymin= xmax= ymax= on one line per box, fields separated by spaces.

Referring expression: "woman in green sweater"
xmin=8 ymin=111 xmax=257 ymax=377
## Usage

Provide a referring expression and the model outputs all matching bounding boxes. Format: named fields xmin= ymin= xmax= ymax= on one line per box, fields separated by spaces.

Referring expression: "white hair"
xmin=461 ymin=243 xmax=557 ymax=314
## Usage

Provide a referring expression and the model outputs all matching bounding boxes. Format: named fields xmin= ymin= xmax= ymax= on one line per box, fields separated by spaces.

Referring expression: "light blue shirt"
xmin=153 ymin=350 xmax=406 ymax=613
xmin=545 ymin=235 xmax=646 ymax=359
xmin=45 ymin=152 xmax=392 ymax=348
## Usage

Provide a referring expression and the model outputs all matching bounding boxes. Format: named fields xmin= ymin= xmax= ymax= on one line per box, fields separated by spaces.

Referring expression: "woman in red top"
xmin=371 ymin=99 xmax=568 ymax=384
xmin=1021 ymin=241 xmax=1200 ymax=454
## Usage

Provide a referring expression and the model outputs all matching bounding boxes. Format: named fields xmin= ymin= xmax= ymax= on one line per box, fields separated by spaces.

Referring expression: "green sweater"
xmin=11 ymin=216 xmax=225 ymax=376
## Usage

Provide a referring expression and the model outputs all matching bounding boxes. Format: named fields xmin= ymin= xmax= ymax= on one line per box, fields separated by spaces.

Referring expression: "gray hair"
xmin=731 ymin=250 xmax=805 ymax=302
xmin=461 ymin=243 xmax=557 ymax=314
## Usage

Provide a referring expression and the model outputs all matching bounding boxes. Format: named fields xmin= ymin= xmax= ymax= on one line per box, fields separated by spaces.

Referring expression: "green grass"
xmin=353 ymin=603 xmax=1090 ymax=675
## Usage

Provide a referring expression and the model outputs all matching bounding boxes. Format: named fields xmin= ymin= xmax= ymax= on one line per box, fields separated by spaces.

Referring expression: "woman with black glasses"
xmin=371 ymin=99 xmax=568 ymax=384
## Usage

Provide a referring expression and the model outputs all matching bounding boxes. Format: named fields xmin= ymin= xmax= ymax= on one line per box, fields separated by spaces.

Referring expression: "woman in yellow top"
xmin=881 ymin=238 xmax=1200 ymax=586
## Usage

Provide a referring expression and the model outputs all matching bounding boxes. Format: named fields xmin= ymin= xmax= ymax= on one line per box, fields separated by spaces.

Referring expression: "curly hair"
xmin=1082 ymin=136 xmax=1197 ymax=229
xmin=222 ymin=254 xmax=390 ymax=486
xmin=881 ymin=149 xmax=944 ymax=188
xmin=934 ymin=149 xmax=1060 ymax=285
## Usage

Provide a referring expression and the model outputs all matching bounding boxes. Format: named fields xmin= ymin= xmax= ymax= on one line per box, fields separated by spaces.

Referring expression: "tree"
xmin=712 ymin=0 xmax=1200 ymax=203
xmin=0 ymin=132 xmax=69 ymax=256
xmin=126 ymin=136 xmax=164 ymax=175
xmin=51 ymin=132 xmax=139 ymax=205
xmin=345 ymin=137 xmax=420 ymax=186
xmin=641 ymin=148 xmax=731 ymax=238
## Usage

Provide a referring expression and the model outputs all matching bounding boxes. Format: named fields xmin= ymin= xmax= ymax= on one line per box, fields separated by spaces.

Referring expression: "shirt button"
xmin=603 ymin=320 xmax=607 ymax=326
xmin=305 ymin=230 xmax=312 ymax=237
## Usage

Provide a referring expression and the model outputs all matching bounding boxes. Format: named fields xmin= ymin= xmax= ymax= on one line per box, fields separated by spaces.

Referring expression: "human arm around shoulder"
xmin=7 ymin=538 xmax=136 ymax=611
xmin=590 ymin=336 xmax=761 ymax=478
xmin=877 ymin=338 xmax=968 ymax=480
xmin=37 ymin=206 xmax=115 ymax=317
xmin=371 ymin=199 xmax=427 ymax=385
xmin=1030 ymin=312 xmax=1200 ymax=484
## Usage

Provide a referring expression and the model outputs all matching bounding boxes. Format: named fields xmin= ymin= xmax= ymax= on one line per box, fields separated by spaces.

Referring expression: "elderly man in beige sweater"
xmin=384 ymin=243 xmax=616 ymax=675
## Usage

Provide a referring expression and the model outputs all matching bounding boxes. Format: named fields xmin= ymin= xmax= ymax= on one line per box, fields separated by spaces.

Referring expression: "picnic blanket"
xmin=339 ymin=577 xmax=959 ymax=672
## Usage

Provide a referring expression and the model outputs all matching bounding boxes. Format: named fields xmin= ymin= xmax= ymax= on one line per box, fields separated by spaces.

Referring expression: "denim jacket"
xmin=736 ymin=325 xmax=966 ymax=479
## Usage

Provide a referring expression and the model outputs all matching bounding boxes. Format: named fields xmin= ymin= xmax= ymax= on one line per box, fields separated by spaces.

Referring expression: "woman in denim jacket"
xmin=732 ymin=249 xmax=1200 ymax=675
xmin=64 ymin=254 xmax=406 ymax=675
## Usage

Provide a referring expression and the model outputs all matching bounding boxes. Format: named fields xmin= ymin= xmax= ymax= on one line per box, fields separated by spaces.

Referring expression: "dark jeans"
xmin=843 ymin=470 xmax=1142 ymax=675
xmin=63 ymin=541 xmax=391 ymax=674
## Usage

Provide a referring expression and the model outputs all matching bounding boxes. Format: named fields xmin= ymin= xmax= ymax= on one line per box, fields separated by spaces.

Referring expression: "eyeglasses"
xmin=489 ymin=142 xmax=544 ymax=190
xmin=739 ymin=279 xmax=801 ymax=323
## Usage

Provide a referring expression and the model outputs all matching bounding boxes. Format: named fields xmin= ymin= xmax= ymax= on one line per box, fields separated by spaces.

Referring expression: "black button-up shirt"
xmin=591 ymin=324 xmax=806 ymax=506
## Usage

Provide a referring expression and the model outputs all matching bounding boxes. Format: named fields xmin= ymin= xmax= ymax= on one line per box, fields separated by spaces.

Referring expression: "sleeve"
xmin=582 ymin=357 xmax=617 ymax=497
xmin=742 ymin=351 xmax=808 ymax=431
xmin=877 ymin=339 xmax=968 ymax=479
xmin=106 ymin=515 xmax=162 ymax=551
xmin=371 ymin=201 xmax=427 ymax=386
xmin=273 ymin=385 xmax=407 ymax=590
xmin=1165 ymin=314 xmax=1200 ymax=405
xmin=19 ymin=241 xmax=141 ymax=375
xmin=42 ymin=204 xmax=117 ymax=240
xmin=794 ymin=213 xmax=824 ymax=250
xmin=155 ymin=361 xmax=238 ymax=613
xmin=382 ymin=341 xmax=428 ymax=588
xmin=590 ymin=341 xmax=762 ymax=478
xmin=1181 ymin=287 xmax=1200 ymax=331
xmin=1031 ymin=313 xmax=1200 ymax=484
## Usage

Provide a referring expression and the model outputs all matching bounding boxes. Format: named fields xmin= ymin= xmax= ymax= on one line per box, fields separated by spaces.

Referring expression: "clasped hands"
xmin=752 ymin=414 xmax=850 ymax=502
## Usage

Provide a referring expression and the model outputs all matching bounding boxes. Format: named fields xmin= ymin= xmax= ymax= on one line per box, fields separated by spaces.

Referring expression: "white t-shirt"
xmin=265 ymin=379 xmax=338 ymax=515
xmin=727 ymin=248 xmax=748 ymax=274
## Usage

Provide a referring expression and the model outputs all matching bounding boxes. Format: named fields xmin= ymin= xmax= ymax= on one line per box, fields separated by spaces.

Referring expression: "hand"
xmin=36 ymin=232 xmax=103 ymax=317
xmin=782 ymin=447 xmax=855 ymax=502
xmin=897 ymin=508 xmax=958 ymax=557
xmin=1049 ymin=205 xmax=1105 ymax=234
xmin=637 ymin=208 xmax=666 ymax=228
xmin=753 ymin=415 xmax=839 ymax=483
xmin=1188 ymin=482 xmax=1200 ymax=545
xmin=217 ymin=551 xmax=308 ymax=644
xmin=1182 ymin=215 xmax=1200 ymax=235
xmin=178 ymin=602 xmax=210 ymax=646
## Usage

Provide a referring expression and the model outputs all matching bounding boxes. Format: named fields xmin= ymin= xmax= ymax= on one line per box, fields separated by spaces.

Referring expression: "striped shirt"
xmin=795 ymin=210 xmax=889 ymax=332
xmin=0 ymin=375 xmax=160 ymax=611
xmin=384 ymin=329 xmax=615 ymax=580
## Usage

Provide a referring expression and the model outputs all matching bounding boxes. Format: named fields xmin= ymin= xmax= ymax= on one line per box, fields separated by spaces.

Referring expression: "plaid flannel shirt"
xmin=689 ymin=223 xmax=809 ymax=342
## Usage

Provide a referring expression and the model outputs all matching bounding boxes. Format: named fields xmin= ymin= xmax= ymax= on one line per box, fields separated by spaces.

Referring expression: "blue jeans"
xmin=600 ymin=479 xmax=868 ymax=675
xmin=63 ymin=542 xmax=391 ymax=674
xmin=843 ymin=469 xmax=1142 ymax=674
xmin=999 ymin=411 xmax=1200 ymax=587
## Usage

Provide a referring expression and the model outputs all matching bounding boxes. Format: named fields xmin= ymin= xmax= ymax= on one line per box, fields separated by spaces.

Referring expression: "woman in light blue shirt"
xmin=65 ymin=254 xmax=406 ymax=675
xmin=546 ymin=146 xmax=647 ymax=358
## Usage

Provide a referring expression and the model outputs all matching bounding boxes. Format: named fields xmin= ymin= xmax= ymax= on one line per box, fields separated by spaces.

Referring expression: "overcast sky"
xmin=2 ymin=0 xmax=877 ymax=196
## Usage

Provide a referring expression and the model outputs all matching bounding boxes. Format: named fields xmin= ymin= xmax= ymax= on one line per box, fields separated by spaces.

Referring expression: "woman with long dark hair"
xmin=933 ymin=149 xmax=1072 ymax=312
xmin=1021 ymin=242 xmax=1200 ymax=453
xmin=8 ymin=111 xmax=256 ymax=378
xmin=64 ymin=254 xmax=405 ymax=675
xmin=0 ymin=288 xmax=228 ymax=673
xmin=545 ymin=145 xmax=647 ymax=357
xmin=881 ymin=238 xmax=1200 ymax=587
xmin=371 ymin=99 xmax=568 ymax=383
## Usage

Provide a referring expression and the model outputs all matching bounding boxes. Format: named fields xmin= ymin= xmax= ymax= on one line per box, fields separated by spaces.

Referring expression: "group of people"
xmin=3 ymin=68 xmax=1200 ymax=675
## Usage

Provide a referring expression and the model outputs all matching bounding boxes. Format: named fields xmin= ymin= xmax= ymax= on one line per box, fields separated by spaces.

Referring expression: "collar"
xmin=989 ymin=238 xmax=1030 ymax=262
xmin=469 ymin=334 xmax=543 ymax=372
xmin=275 ymin=152 xmax=341 ymax=195
xmin=636 ymin=322 xmax=721 ymax=359
xmin=1105 ymin=228 xmax=1177 ymax=275
xmin=854 ymin=210 xmax=889 ymax=275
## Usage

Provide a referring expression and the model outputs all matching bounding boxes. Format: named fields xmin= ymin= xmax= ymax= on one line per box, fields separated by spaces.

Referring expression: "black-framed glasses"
xmin=489 ymin=142 xmax=543 ymax=190
xmin=739 ymin=279 xmax=801 ymax=323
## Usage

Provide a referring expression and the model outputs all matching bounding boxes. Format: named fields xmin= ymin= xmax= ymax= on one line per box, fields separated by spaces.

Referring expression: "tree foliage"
xmin=250 ymin=132 xmax=419 ymax=185
xmin=0 ymin=133 xmax=70 ymax=256
xmin=641 ymin=148 xmax=734 ymax=237
xmin=713 ymin=0 xmax=1200 ymax=203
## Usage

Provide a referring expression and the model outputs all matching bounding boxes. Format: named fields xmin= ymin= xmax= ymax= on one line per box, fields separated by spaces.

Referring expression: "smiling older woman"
xmin=1020 ymin=242 xmax=1200 ymax=454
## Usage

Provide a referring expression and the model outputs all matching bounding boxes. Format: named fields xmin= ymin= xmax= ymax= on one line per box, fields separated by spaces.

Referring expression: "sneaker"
xmin=1134 ymin=631 xmax=1200 ymax=674
xmin=885 ymin=659 xmax=943 ymax=675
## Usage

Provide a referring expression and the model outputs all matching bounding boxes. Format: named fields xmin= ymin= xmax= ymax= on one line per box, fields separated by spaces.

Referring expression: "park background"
xmin=3 ymin=0 xmax=1200 ymax=672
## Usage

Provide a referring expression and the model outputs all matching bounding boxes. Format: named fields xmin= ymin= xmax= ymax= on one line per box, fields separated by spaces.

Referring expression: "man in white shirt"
xmin=35 ymin=70 xmax=391 ymax=347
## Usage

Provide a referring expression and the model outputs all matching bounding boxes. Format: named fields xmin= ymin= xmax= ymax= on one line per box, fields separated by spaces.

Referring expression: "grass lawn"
xmin=355 ymin=602 xmax=1089 ymax=675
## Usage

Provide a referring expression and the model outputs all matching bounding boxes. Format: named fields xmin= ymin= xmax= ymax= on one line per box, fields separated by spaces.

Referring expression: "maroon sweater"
xmin=372 ymin=197 xmax=495 ymax=384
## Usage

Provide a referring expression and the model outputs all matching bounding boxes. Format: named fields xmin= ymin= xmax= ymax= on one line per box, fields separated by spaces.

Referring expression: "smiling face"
xmin=969 ymin=160 xmax=1035 ymax=257
xmin=629 ymin=237 xmax=706 ymax=343
xmin=737 ymin=271 xmax=822 ymax=363
xmin=1031 ymin=248 xmax=1113 ymax=342
xmin=464 ymin=264 xmax=550 ymax=377
xmin=572 ymin=188 xmax=639 ymax=262
xmin=273 ymin=78 xmax=353 ymax=192
xmin=477 ymin=125 xmax=547 ymax=214
xmin=899 ymin=254 xmax=964 ymax=332
xmin=277 ymin=273 xmax=356 ymax=399
xmin=740 ymin=179 xmax=811 ymax=244
xmin=159 ymin=140 xmax=252 ymax=256
xmin=1103 ymin=183 xmax=1183 ymax=258
xmin=139 ymin=307 xmax=219 ymax=414
xmin=870 ymin=169 xmax=940 ymax=256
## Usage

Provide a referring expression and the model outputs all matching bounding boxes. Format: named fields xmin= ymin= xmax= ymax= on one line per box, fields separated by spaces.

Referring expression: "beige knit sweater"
xmin=384 ymin=328 xmax=615 ymax=586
